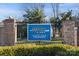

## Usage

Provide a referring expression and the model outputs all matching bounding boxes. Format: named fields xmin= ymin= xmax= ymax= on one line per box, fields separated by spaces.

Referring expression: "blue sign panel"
xmin=27 ymin=24 xmax=51 ymax=40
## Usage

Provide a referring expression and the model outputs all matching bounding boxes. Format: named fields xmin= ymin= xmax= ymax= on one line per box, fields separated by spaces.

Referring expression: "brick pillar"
xmin=3 ymin=18 xmax=17 ymax=46
xmin=62 ymin=20 xmax=75 ymax=46
xmin=0 ymin=25 xmax=4 ymax=45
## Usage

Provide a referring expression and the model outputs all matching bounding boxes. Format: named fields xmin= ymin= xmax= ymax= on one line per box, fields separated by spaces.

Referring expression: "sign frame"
xmin=27 ymin=23 xmax=52 ymax=41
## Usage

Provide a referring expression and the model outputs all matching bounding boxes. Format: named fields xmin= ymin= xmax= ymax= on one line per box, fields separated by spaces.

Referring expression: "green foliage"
xmin=50 ymin=10 xmax=72 ymax=38
xmin=50 ymin=16 xmax=62 ymax=38
xmin=23 ymin=8 xmax=45 ymax=23
xmin=60 ymin=10 xmax=72 ymax=21
xmin=0 ymin=44 xmax=79 ymax=56
xmin=0 ymin=47 xmax=15 ymax=56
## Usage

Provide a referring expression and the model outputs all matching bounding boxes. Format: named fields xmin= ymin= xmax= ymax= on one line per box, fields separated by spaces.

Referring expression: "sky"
xmin=0 ymin=3 xmax=78 ymax=21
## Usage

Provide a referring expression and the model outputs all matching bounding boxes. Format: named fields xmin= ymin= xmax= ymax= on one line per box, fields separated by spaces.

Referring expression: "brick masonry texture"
xmin=0 ymin=18 xmax=17 ymax=46
xmin=62 ymin=20 xmax=79 ymax=46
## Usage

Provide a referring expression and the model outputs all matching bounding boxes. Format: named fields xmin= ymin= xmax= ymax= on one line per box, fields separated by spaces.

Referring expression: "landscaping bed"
xmin=0 ymin=44 xmax=79 ymax=56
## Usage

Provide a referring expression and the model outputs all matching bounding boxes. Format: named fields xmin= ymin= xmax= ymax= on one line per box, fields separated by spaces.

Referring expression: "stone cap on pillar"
xmin=3 ymin=16 xmax=16 ymax=23
xmin=74 ymin=27 xmax=78 ymax=30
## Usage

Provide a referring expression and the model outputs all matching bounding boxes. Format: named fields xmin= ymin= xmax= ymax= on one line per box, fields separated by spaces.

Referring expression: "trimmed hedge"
xmin=0 ymin=44 xmax=79 ymax=56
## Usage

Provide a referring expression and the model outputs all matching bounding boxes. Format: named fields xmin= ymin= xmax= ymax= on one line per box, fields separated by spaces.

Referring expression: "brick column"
xmin=62 ymin=20 xmax=75 ymax=46
xmin=3 ymin=18 xmax=17 ymax=46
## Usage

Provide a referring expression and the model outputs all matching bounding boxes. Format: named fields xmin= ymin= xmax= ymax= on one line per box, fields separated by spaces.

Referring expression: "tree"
xmin=50 ymin=17 xmax=57 ymax=28
xmin=51 ymin=3 xmax=60 ymax=38
xmin=22 ymin=7 xmax=45 ymax=39
xmin=50 ymin=17 xmax=57 ymax=38
xmin=51 ymin=3 xmax=59 ymax=19
xmin=60 ymin=10 xmax=72 ymax=21
xmin=23 ymin=8 xmax=45 ymax=23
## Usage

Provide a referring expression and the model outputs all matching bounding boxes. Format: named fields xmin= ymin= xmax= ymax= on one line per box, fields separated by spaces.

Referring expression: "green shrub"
xmin=0 ymin=47 xmax=15 ymax=56
xmin=0 ymin=44 xmax=79 ymax=56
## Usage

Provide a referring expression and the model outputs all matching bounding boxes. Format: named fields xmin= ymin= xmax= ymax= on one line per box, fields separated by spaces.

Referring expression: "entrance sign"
xmin=27 ymin=24 xmax=51 ymax=40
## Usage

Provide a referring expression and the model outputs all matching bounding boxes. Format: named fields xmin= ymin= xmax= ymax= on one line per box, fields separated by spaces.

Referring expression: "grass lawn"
xmin=17 ymin=39 xmax=62 ymax=45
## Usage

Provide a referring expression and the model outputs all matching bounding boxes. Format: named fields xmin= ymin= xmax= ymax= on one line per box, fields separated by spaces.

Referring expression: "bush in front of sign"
xmin=0 ymin=44 xmax=78 ymax=56
xmin=13 ymin=46 xmax=67 ymax=56
xmin=12 ymin=44 xmax=79 ymax=56
xmin=0 ymin=47 xmax=15 ymax=56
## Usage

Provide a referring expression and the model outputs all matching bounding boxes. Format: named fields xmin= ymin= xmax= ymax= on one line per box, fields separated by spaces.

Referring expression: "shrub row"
xmin=0 ymin=44 xmax=79 ymax=56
